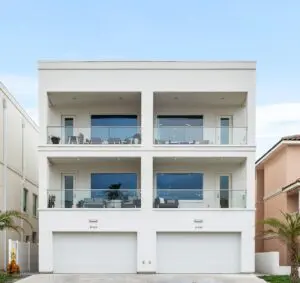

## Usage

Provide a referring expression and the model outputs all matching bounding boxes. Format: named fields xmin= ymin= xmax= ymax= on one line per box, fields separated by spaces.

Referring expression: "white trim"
xmin=263 ymin=181 xmax=300 ymax=201
xmin=0 ymin=82 xmax=39 ymax=131
xmin=256 ymin=140 xmax=300 ymax=168
xmin=38 ymin=61 xmax=256 ymax=71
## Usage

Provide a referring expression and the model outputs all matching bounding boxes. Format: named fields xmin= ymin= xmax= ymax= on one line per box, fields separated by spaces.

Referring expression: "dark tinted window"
xmin=91 ymin=173 xmax=137 ymax=198
xmin=91 ymin=115 xmax=138 ymax=140
xmin=156 ymin=173 xmax=203 ymax=200
xmin=157 ymin=115 xmax=203 ymax=127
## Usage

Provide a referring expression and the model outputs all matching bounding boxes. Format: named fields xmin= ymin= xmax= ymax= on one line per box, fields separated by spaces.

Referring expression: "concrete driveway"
xmin=17 ymin=274 xmax=264 ymax=283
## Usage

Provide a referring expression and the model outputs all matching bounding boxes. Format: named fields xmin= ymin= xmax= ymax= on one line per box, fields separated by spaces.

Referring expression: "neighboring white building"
xmin=0 ymin=83 xmax=39 ymax=269
xmin=38 ymin=61 xmax=256 ymax=274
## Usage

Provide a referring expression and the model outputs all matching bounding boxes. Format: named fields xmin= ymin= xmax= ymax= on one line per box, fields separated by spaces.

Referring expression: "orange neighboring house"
xmin=256 ymin=134 xmax=300 ymax=266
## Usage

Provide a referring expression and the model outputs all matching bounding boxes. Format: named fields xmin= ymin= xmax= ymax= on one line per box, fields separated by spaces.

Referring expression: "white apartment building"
xmin=0 ymin=83 xmax=39 ymax=269
xmin=38 ymin=61 xmax=256 ymax=274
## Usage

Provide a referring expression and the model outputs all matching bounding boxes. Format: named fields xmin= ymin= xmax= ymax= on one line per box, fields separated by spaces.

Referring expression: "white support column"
xmin=38 ymin=86 xmax=48 ymax=145
xmin=141 ymin=90 xmax=154 ymax=148
xmin=141 ymin=155 xmax=153 ymax=210
xmin=246 ymin=87 xmax=256 ymax=145
xmin=38 ymin=154 xmax=49 ymax=209
xmin=241 ymin=227 xmax=255 ymax=273
xmin=38 ymin=229 xmax=53 ymax=272
xmin=137 ymin=229 xmax=156 ymax=273
xmin=246 ymin=153 xmax=256 ymax=209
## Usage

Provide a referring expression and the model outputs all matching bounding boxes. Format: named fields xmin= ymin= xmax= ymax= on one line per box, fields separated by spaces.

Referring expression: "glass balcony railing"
xmin=47 ymin=126 xmax=141 ymax=145
xmin=153 ymin=189 xmax=246 ymax=209
xmin=47 ymin=189 xmax=141 ymax=208
xmin=154 ymin=127 xmax=247 ymax=145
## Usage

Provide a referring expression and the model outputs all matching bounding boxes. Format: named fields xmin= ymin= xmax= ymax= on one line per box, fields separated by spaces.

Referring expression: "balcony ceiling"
xmin=154 ymin=157 xmax=246 ymax=165
xmin=48 ymin=157 xmax=141 ymax=165
xmin=154 ymin=92 xmax=246 ymax=107
xmin=48 ymin=92 xmax=141 ymax=107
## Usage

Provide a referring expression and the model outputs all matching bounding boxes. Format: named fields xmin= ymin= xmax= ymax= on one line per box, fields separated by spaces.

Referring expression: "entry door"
xmin=218 ymin=116 xmax=232 ymax=145
xmin=62 ymin=116 xmax=75 ymax=144
xmin=62 ymin=174 xmax=76 ymax=208
xmin=217 ymin=174 xmax=231 ymax=208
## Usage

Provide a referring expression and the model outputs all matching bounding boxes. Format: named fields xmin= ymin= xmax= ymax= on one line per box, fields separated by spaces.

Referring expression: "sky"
xmin=1 ymin=0 xmax=300 ymax=157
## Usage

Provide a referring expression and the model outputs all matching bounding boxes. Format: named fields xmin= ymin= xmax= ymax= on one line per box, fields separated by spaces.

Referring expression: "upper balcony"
xmin=44 ymin=91 xmax=249 ymax=147
xmin=153 ymin=92 xmax=247 ymax=146
xmin=47 ymin=92 xmax=141 ymax=145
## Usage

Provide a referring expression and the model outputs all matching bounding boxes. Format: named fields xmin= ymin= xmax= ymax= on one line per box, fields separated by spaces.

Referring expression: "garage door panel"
xmin=53 ymin=232 xmax=136 ymax=273
xmin=157 ymin=232 xmax=240 ymax=273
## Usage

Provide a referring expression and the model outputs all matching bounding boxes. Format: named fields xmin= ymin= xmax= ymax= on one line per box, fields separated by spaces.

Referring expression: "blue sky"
xmin=1 ymin=0 xmax=300 ymax=156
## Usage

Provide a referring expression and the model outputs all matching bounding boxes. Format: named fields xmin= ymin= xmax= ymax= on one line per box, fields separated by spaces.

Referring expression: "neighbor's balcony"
xmin=47 ymin=189 xmax=141 ymax=209
xmin=154 ymin=127 xmax=247 ymax=145
xmin=47 ymin=126 xmax=141 ymax=145
xmin=153 ymin=189 xmax=246 ymax=209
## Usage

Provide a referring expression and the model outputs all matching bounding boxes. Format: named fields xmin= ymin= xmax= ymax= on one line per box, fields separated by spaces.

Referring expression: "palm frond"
xmin=0 ymin=210 xmax=33 ymax=233
xmin=0 ymin=210 xmax=33 ymax=229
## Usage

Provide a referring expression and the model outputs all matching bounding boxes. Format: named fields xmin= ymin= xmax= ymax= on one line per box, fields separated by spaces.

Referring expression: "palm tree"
xmin=262 ymin=212 xmax=300 ymax=283
xmin=0 ymin=210 xmax=32 ymax=234
xmin=106 ymin=183 xmax=123 ymax=200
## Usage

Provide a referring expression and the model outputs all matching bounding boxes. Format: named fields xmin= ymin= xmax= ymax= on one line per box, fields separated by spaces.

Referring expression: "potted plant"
xmin=51 ymin=136 xmax=60 ymax=144
xmin=76 ymin=200 xmax=84 ymax=208
xmin=105 ymin=183 xmax=123 ymax=208
xmin=48 ymin=194 xmax=56 ymax=208
xmin=133 ymin=133 xmax=141 ymax=144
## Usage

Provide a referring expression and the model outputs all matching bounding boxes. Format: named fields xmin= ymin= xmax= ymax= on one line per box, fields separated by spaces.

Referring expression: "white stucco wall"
xmin=0 ymin=83 xmax=39 ymax=269
xmin=255 ymin=252 xmax=296 ymax=275
xmin=38 ymin=61 xmax=256 ymax=274
xmin=47 ymin=159 xmax=246 ymax=209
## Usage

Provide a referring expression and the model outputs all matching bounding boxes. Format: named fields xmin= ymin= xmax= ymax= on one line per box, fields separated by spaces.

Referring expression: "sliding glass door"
xmin=156 ymin=115 xmax=203 ymax=143
xmin=156 ymin=173 xmax=203 ymax=200
xmin=91 ymin=173 xmax=137 ymax=199
xmin=91 ymin=115 xmax=138 ymax=143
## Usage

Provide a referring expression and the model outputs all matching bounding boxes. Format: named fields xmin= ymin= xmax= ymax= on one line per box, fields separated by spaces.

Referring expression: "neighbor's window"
xmin=32 ymin=232 xmax=37 ymax=243
xmin=33 ymin=194 xmax=38 ymax=217
xmin=23 ymin=188 xmax=28 ymax=212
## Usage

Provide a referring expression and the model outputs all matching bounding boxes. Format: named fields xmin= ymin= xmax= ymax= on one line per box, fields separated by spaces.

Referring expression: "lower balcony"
xmin=45 ymin=156 xmax=247 ymax=210
xmin=48 ymin=189 xmax=141 ymax=209
xmin=153 ymin=189 xmax=246 ymax=209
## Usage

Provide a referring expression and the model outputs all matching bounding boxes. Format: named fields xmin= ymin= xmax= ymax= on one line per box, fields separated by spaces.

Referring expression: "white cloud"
xmin=256 ymin=103 xmax=300 ymax=157
xmin=0 ymin=74 xmax=38 ymax=124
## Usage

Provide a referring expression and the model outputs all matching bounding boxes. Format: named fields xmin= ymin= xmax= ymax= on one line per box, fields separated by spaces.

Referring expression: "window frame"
xmin=23 ymin=188 xmax=28 ymax=213
xmin=33 ymin=193 xmax=38 ymax=217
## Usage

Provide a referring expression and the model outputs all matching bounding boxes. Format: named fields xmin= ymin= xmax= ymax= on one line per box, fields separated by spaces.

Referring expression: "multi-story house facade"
xmin=256 ymin=135 xmax=300 ymax=267
xmin=0 ymin=83 xmax=39 ymax=270
xmin=38 ymin=61 xmax=256 ymax=274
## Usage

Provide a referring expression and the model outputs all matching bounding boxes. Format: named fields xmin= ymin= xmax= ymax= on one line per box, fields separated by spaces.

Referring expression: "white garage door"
xmin=53 ymin=232 xmax=137 ymax=273
xmin=157 ymin=232 xmax=241 ymax=273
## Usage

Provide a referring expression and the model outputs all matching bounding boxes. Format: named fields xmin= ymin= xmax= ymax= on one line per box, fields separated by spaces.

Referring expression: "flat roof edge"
xmin=38 ymin=60 xmax=256 ymax=70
